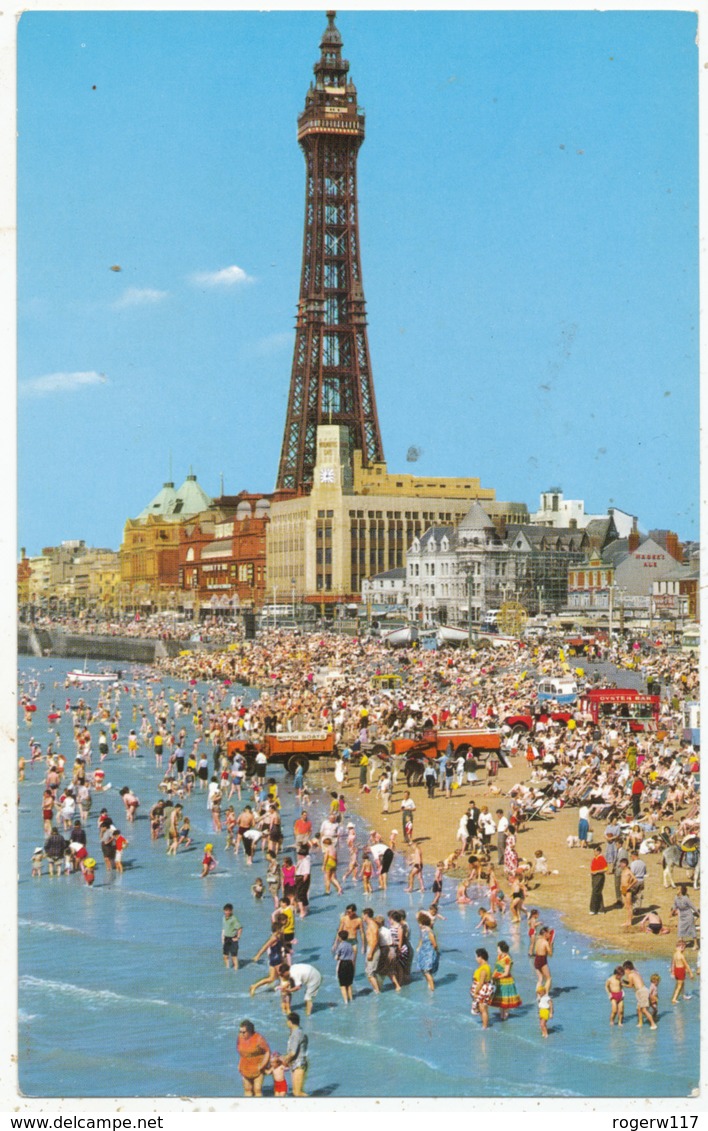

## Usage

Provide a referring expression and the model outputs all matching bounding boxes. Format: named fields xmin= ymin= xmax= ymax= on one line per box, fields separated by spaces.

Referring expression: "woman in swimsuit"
xmin=250 ymin=920 xmax=287 ymax=995
xmin=510 ymin=872 xmax=528 ymax=924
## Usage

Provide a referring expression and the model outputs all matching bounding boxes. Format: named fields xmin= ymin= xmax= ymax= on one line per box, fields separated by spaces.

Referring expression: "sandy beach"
xmin=344 ymin=755 xmax=695 ymax=961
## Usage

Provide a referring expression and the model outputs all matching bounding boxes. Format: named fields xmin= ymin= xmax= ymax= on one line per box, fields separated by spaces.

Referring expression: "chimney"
xmin=628 ymin=518 xmax=640 ymax=553
xmin=665 ymin=531 xmax=682 ymax=562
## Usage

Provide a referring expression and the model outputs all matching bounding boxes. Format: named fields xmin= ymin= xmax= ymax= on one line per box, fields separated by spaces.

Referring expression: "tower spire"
xmin=276 ymin=11 xmax=384 ymax=492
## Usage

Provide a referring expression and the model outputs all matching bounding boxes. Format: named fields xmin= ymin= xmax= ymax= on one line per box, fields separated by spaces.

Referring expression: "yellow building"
xmin=267 ymin=425 xmax=522 ymax=603
xmin=120 ymin=474 xmax=212 ymax=608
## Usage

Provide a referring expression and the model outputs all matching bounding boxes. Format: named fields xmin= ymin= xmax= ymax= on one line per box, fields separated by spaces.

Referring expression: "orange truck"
xmin=370 ymin=727 xmax=502 ymax=786
xmin=226 ymin=730 xmax=336 ymax=776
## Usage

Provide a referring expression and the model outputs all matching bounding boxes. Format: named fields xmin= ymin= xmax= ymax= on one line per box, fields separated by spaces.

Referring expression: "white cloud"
xmin=248 ymin=331 xmax=293 ymax=358
xmin=191 ymin=265 xmax=254 ymax=288
xmin=113 ymin=287 xmax=169 ymax=309
xmin=19 ymin=371 xmax=109 ymax=398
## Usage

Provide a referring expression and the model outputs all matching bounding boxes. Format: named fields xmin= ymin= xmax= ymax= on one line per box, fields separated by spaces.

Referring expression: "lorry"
xmin=226 ymin=730 xmax=337 ymax=776
xmin=369 ymin=726 xmax=503 ymax=786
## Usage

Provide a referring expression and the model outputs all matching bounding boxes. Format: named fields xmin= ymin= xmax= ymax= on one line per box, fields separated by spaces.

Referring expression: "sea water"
xmin=17 ymin=657 xmax=700 ymax=1098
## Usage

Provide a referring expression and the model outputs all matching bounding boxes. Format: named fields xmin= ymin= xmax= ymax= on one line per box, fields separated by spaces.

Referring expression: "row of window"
xmin=347 ymin=510 xmax=456 ymax=521
xmin=569 ymin=571 xmax=612 ymax=587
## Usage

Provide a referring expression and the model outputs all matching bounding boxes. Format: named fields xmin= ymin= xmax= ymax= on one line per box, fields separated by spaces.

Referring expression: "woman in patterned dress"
xmin=503 ymin=832 xmax=519 ymax=881
xmin=490 ymin=940 xmax=522 ymax=1020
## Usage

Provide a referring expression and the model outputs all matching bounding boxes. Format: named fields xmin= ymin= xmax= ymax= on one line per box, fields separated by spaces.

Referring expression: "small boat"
xmin=474 ymin=630 xmax=517 ymax=648
xmin=383 ymin=625 xmax=419 ymax=647
xmin=436 ymin=625 xmax=469 ymax=645
xmin=66 ymin=667 xmax=120 ymax=685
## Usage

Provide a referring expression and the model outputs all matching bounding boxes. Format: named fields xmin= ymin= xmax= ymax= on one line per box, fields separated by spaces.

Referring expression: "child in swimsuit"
xmin=269 ymin=1055 xmax=288 ymax=1096
xmin=649 ymin=974 xmax=660 ymax=1023
xmin=605 ymin=966 xmax=625 ymax=1026
xmin=361 ymin=852 xmax=373 ymax=895
xmin=200 ymin=844 xmax=217 ymax=877
xmin=478 ymin=907 xmax=497 ymax=934
xmin=537 ymin=987 xmax=553 ymax=1037
xmin=431 ymin=863 xmax=444 ymax=910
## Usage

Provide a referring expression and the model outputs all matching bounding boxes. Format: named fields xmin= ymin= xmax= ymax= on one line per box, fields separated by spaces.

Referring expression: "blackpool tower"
xmin=276 ymin=11 xmax=385 ymax=493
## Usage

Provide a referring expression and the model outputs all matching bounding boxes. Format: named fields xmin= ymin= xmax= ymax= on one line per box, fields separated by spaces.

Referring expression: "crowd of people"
xmin=19 ymin=623 xmax=700 ymax=1096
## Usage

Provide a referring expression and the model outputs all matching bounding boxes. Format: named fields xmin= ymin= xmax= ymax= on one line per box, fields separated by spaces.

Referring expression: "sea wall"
xmin=17 ymin=626 xmax=186 ymax=663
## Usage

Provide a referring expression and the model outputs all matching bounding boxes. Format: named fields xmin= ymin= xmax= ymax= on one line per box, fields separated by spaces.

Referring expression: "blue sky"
xmin=17 ymin=8 xmax=699 ymax=555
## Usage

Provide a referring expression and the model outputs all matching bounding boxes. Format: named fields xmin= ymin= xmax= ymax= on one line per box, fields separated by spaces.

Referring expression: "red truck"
xmin=370 ymin=727 xmax=502 ymax=786
xmin=502 ymin=710 xmax=574 ymax=737
xmin=226 ymin=730 xmax=337 ymax=776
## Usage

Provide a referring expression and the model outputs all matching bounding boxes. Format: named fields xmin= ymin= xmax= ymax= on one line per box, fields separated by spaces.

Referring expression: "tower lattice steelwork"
xmin=276 ymin=11 xmax=385 ymax=492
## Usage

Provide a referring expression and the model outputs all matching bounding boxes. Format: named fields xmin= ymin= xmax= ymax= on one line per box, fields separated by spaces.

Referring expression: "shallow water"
xmin=18 ymin=658 xmax=700 ymax=1098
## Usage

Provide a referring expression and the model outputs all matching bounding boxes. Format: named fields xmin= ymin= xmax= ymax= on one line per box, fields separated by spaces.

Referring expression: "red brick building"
xmin=179 ymin=493 xmax=270 ymax=610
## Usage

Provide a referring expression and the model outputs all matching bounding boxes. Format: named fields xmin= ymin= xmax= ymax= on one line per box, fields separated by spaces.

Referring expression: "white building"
xmin=531 ymin=489 xmax=636 ymax=536
xmin=361 ymin=567 xmax=407 ymax=608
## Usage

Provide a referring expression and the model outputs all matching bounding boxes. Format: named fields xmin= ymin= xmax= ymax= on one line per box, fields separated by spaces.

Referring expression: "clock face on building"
xmin=319 ymin=466 xmax=335 ymax=483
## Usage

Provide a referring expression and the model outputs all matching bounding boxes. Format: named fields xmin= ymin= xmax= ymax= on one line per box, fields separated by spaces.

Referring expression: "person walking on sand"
xmin=670 ymin=885 xmax=699 ymax=944
xmin=589 ymin=844 xmax=608 ymax=915
xmin=670 ymin=941 xmax=695 ymax=1004
xmin=605 ymin=965 xmax=625 ymax=1026
xmin=622 ymin=962 xmax=657 ymax=1030
xmin=619 ymin=860 xmax=638 ymax=928
xmin=378 ymin=769 xmax=392 ymax=813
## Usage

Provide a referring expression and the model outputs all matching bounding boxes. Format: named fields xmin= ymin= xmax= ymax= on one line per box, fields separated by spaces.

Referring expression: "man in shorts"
xmin=278 ymin=962 xmax=322 ymax=1015
xmin=622 ymin=962 xmax=657 ymax=1029
xmin=362 ymin=907 xmax=381 ymax=993
xmin=282 ymin=1012 xmax=308 ymax=1097
xmin=222 ymin=903 xmax=242 ymax=970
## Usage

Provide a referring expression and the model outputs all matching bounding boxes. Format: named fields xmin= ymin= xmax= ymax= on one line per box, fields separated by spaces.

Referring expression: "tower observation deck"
xmin=276 ymin=11 xmax=385 ymax=492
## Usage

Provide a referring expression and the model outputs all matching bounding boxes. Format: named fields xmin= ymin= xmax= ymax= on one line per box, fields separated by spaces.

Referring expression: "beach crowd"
xmin=20 ymin=624 xmax=700 ymax=1096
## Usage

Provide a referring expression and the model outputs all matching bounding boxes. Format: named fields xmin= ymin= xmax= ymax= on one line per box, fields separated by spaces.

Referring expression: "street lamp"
xmin=291 ymin=577 xmax=296 ymax=625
